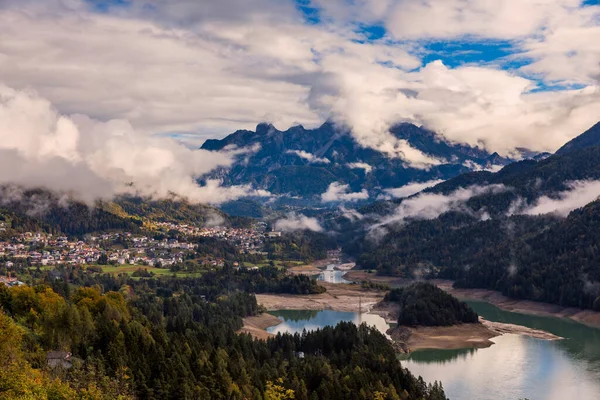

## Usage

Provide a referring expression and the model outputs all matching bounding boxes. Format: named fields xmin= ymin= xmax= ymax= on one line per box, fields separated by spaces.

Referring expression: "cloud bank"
xmin=376 ymin=184 xmax=508 ymax=227
xmin=0 ymin=84 xmax=261 ymax=204
xmin=0 ymin=0 xmax=596 ymax=168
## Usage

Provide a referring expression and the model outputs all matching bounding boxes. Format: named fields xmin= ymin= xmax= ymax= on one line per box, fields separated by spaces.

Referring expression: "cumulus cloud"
xmin=274 ymin=213 xmax=324 ymax=232
xmin=321 ymin=182 xmax=370 ymax=202
xmin=376 ymin=184 xmax=508 ymax=227
xmin=286 ymin=150 xmax=331 ymax=164
xmin=0 ymin=0 xmax=597 ymax=166
xmin=0 ymin=84 xmax=261 ymax=204
xmin=347 ymin=162 xmax=373 ymax=173
xmin=517 ymin=180 xmax=600 ymax=217
xmin=384 ymin=179 xmax=445 ymax=199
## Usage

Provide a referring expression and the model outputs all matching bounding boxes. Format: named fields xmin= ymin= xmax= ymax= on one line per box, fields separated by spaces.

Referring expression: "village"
xmin=0 ymin=221 xmax=280 ymax=284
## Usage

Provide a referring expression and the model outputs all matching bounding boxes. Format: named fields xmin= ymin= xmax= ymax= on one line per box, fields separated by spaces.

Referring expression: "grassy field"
xmin=28 ymin=265 xmax=54 ymax=271
xmin=242 ymin=260 xmax=305 ymax=269
xmin=99 ymin=264 xmax=202 ymax=278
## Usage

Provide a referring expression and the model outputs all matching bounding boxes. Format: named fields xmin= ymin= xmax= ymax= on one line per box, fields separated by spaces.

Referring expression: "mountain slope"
xmin=346 ymin=143 xmax=600 ymax=310
xmin=201 ymin=122 xmax=521 ymax=199
xmin=556 ymin=121 xmax=600 ymax=155
xmin=0 ymin=187 xmax=247 ymax=236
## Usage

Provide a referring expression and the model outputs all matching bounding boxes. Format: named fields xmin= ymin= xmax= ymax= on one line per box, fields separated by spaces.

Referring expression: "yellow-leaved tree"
xmin=265 ymin=378 xmax=295 ymax=400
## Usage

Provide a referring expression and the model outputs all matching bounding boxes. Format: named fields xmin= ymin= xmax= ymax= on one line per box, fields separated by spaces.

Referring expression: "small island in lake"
xmin=379 ymin=282 xmax=560 ymax=352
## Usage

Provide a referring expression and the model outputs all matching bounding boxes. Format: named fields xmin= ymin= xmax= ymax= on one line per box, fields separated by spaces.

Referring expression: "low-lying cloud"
xmin=376 ymin=184 xmax=508 ymax=227
xmin=517 ymin=180 xmax=600 ymax=217
xmin=321 ymin=182 xmax=369 ymax=202
xmin=286 ymin=150 xmax=331 ymax=164
xmin=384 ymin=179 xmax=445 ymax=199
xmin=274 ymin=213 xmax=324 ymax=232
xmin=347 ymin=162 xmax=373 ymax=173
xmin=0 ymin=84 xmax=262 ymax=204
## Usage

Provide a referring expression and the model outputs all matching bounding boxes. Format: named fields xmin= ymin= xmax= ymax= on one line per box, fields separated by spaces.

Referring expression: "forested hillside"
xmin=347 ymin=146 xmax=600 ymax=311
xmin=0 ymin=187 xmax=250 ymax=238
xmin=0 ymin=268 xmax=447 ymax=400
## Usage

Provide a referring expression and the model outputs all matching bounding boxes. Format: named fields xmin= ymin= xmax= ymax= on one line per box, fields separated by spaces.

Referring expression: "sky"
xmin=0 ymin=0 xmax=599 ymax=202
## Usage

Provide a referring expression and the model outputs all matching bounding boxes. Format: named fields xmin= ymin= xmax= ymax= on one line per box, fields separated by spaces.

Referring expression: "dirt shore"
xmin=255 ymin=282 xmax=387 ymax=313
xmin=239 ymin=313 xmax=283 ymax=340
xmin=380 ymin=301 xmax=561 ymax=352
xmin=389 ymin=323 xmax=499 ymax=352
xmin=345 ymin=271 xmax=600 ymax=328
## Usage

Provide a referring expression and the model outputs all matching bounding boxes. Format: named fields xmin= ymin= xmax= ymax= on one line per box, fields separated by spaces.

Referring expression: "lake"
xmin=267 ymin=302 xmax=600 ymax=400
xmin=266 ymin=309 xmax=389 ymax=336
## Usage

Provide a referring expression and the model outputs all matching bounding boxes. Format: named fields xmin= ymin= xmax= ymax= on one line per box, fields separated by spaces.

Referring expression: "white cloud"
xmin=376 ymin=184 xmax=508 ymax=226
xmin=347 ymin=162 xmax=373 ymax=173
xmin=384 ymin=179 xmax=445 ymax=198
xmin=339 ymin=205 xmax=364 ymax=221
xmin=0 ymin=0 xmax=597 ymax=169
xmin=518 ymin=180 xmax=600 ymax=217
xmin=286 ymin=150 xmax=331 ymax=164
xmin=0 ymin=83 xmax=261 ymax=204
xmin=274 ymin=213 xmax=324 ymax=232
xmin=321 ymin=182 xmax=370 ymax=202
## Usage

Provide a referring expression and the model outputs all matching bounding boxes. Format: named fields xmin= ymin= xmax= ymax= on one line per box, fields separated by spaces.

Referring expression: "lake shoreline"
xmin=376 ymin=300 xmax=561 ymax=353
xmin=249 ymin=281 xmax=562 ymax=351
xmin=344 ymin=271 xmax=600 ymax=329
xmin=239 ymin=313 xmax=282 ymax=340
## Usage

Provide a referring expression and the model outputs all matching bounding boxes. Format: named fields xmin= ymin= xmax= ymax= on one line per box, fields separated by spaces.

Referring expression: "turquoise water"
xmin=266 ymin=309 xmax=389 ymax=336
xmin=266 ymin=302 xmax=600 ymax=400
xmin=401 ymin=301 xmax=600 ymax=400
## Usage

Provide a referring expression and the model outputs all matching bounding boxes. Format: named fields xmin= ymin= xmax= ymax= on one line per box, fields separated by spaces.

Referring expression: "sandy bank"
xmin=380 ymin=300 xmax=561 ymax=352
xmin=481 ymin=318 xmax=562 ymax=340
xmin=255 ymin=282 xmax=387 ymax=313
xmin=388 ymin=319 xmax=561 ymax=353
xmin=239 ymin=313 xmax=283 ymax=340
xmin=388 ymin=323 xmax=498 ymax=352
xmin=346 ymin=271 xmax=600 ymax=328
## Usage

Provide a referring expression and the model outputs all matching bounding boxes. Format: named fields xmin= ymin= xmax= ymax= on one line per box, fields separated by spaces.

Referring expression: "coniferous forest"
xmin=385 ymin=283 xmax=479 ymax=327
xmin=0 ymin=267 xmax=447 ymax=400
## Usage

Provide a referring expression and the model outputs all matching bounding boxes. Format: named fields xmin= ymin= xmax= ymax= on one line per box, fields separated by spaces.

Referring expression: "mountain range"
xmin=201 ymin=122 xmax=543 ymax=202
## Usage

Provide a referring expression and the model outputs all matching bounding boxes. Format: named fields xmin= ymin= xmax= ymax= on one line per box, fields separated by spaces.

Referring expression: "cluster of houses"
xmin=0 ymin=232 xmax=195 ymax=268
xmin=156 ymin=221 xmax=273 ymax=254
xmin=1 ymin=221 xmax=284 ymax=271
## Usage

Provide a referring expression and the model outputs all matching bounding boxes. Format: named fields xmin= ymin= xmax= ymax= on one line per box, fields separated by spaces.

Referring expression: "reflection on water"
xmin=318 ymin=264 xmax=351 ymax=284
xmin=266 ymin=309 xmax=389 ymax=336
xmin=402 ymin=301 xmax=600 ymax=400
xmin=266 ymin=302 xmax=600 ymax=400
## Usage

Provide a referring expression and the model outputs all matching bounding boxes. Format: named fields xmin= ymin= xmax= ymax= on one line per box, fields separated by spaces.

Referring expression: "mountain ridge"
xmin=200 ymin=121 xmax=538 ymax=201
